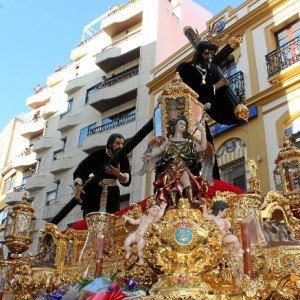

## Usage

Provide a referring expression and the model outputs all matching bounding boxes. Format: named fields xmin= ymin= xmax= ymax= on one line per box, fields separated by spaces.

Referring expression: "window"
xmin=102 ymin=107 xmax=136 ymax=125
xmin=4 ymin=176 xmax=15 ymax=193
xmin=285 ymin=118 xmax=300 ymax=148
xmin=46 ymin=180 xmax=60 ymax=205
xmin=85 ymin=85 xmax=97 ymax=104
xmin=75 ymin=64 xmax=79 ymax=76
xmin=276 ymin=20 xmax=300 ymax=60
xmin=220 ymin=57 xmax=237 ymax=78
xmin=33 ymin=158 xmax=41 ymax=174
xmin=22 ymin=175 xmax=32 ymax=185
xmin=53 ymin=149 xmax=63 ymax=160
xmin=276 ymin=20 xmax=300 ymax=47
xmin=67 ymin=99 xmax=73 ymax=113
xmin=220 ymin=159 xmax=246 ymax=191
xmin=0 ymin=207 xmax=9 ymax=225
xmin=78 ymin=123 xmax=97 ymax=146
xmin=53 ymin=139 xmax=67 ymax=160
xmin=61 ymin=137 xmax=67 ymax=151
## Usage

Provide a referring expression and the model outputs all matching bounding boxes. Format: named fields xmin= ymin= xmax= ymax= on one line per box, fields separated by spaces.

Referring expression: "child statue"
xmin=201 ymin=200 xmax=244 ymax=254
xmin=124 ymin=201 xmax=167 ymax=265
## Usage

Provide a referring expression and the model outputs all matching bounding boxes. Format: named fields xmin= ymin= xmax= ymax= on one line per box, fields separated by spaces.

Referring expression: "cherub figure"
xmin=124 ymin=201 xmax=167 ymax=265
xmin=201 ymin=200 xmax=243 ymax=254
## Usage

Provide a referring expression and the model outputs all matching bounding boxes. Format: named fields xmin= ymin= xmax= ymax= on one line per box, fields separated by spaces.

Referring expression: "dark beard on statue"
xmin=111 ymin=147 xmax=121 ymax=155
xmin=200 ymin=60 xmax=210 ymax=69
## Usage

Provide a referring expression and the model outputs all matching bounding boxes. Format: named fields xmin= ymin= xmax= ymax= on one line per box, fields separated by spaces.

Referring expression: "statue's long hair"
xmin=167 ymin=115 xmax=192 ymax=139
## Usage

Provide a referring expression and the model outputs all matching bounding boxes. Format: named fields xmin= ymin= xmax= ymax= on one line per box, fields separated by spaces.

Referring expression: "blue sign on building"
xmin=209 ymin=105 xmax=258 ymax=138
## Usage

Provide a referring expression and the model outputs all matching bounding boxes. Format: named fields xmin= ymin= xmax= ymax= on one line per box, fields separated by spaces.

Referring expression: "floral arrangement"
xmin=35 ymin=275 xmax=149 ymax=300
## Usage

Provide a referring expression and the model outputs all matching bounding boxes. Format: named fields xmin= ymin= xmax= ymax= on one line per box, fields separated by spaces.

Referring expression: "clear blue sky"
xmin=0 ymin=0 xmax=245 ymax=132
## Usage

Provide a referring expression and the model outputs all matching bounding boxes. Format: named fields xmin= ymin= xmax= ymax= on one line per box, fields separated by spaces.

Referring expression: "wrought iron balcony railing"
xmin=102 ymin=30 xmax=141 ymax=51
xmin=228 ymin=71 xmax=245 ymax=102
xmin=88 ymin=114 xmax=136 ymax=136
xmin=95 ymin=67 xmax=139 ymax=90
xmin=107 ymin=0 xmax=139 ymax=17
xmin=13 ymin=184 xmax=26 ymax=192
xmin=266 ymin=36 xmax=300 ymax=78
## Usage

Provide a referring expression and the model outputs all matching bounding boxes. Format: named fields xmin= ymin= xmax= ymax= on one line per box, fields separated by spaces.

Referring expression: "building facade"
xmin=147 ymin=0 xmax=300 ymax=196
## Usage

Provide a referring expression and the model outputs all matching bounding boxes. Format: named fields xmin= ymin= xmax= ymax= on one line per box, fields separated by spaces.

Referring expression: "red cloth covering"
xmin=206 ymin=179 xmax=245 ymax=198
xmin=67 ymin=179 xmax=245 ymax=231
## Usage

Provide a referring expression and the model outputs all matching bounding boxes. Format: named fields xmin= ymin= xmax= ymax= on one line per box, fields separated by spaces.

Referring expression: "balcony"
xmin=25 ymin=174 xmax=49 ymax=191
xmin=12 ymin=150 xmax=37 ymax=172
xmin=21 ymin=119 xmax=45 ymax=140
xmin=32 ymin=136 xmax=54 ymax=153
xmin=96 ymin=31 xmax=141 ymax=72
xmin=266 ymin=36 xmax=300 ymax=79
xmin=89 ymin=67 xmax=138 ymax=112
xmin=101 ymin=0 xmax=143 ymax=37
xmin=40 ymin=102 xmax=59 ymax=119
xmin=42 ymin=195 xmax=73 ymax=221
xmin=82 ymin=114 xmax=136 ymax=153
xmin=6 ymin=185 xmax=27 ymax=205
xmin=64 ymin=76 xmax=87 ymax=95
xmin=26 ymin=86 xmax=51 ymax=110
xmin=228 ymin=71 xmax=245 ymax=103
xmin=57 ymin=113 xmax=80 ymax=132
xmin=50 ymin=151 xmax=75 ymax=174
xmin=47 ymin=61 xmax=74 ymax=87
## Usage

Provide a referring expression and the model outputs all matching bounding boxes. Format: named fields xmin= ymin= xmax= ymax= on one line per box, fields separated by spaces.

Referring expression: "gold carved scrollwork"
xmin=154 ymin=73 xmax=204 ymax=142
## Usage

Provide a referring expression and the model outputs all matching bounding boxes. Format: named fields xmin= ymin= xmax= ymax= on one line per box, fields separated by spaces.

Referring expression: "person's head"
xmin=212 ymin=200 xmax=229 ymax=217
xmin=167 ymin=115 xmax=191 ymax=139
xmin=193 ymin=40 xmax=218 ymax=67
xmin=106 ymin=133 xmax=125 ymax=155
xmin=149 ymin=204 xmax=160 ymax=216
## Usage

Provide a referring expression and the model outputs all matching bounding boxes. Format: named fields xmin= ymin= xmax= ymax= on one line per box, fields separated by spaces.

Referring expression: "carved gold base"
xmin=146 ymin=288 xmax=228 ymax=300
xmin=147 ymin=274 xmax=221 ymax=300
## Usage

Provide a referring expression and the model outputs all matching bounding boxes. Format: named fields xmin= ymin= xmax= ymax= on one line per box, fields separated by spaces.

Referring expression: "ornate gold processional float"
xmin=1 ymin=74 xmax=300 ymax=299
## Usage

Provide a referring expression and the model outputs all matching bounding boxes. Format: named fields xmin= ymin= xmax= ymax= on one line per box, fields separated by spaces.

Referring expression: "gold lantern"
xmin=4 ymin=193 xmax=36 ymax=258
xmin=153 ymin=72 xmax=204 ymax=142
xmin=274 ymin=136 xmax=300 ymax=198
xmin=274 ymin=136 xmax=300 ymax=220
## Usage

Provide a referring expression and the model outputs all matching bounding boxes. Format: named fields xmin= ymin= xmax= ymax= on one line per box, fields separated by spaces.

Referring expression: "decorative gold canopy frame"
xmin=153 ymin=72 xmax=204 ymax=142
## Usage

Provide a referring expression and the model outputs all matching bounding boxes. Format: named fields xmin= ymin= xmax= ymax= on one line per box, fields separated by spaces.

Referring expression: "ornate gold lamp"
xmin=79 ymin=212 xmax=117 ymax=279
xmin=274 ymin=137 xmax=300 ymax=221
xmin=274 ymin=136 xmax=300 ymax=198
xmin=4 ymin=193 xmax=36 ymax=258
xmin=153 ymin=72 xmax=204 ymax=142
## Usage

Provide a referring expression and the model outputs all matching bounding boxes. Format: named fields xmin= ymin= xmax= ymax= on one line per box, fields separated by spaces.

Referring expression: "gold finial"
xmin=247 ymin=159 xmax=258 ymax=178
xmin=247 ymin=159 xmax=261 ymax=194
xmin=212 ymin=191 xmax=228 ymax=203
xmin=283 ymin=135 xmax=293 ymax=148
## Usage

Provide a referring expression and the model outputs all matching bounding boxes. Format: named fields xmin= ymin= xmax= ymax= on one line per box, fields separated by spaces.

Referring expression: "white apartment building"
xmin=1 ymin=0 xmax=213 ymax=254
